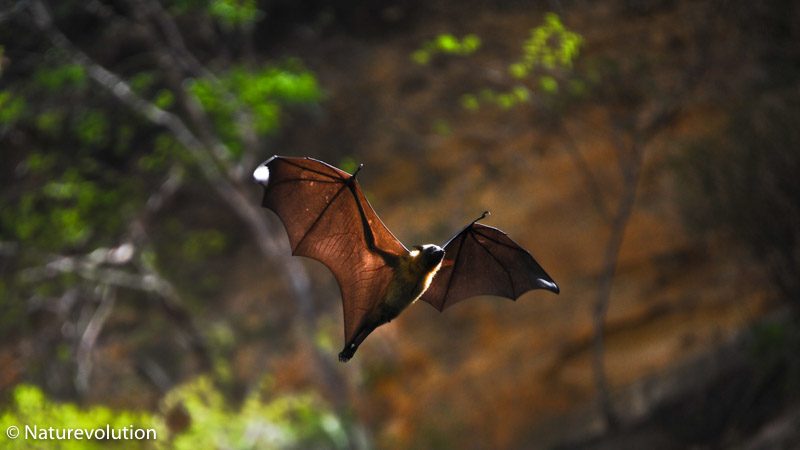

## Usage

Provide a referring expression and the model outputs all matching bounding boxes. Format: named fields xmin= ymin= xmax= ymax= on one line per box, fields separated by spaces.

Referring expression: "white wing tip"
xmin=253 ymin=165 xmax=270 ymax=185
xmin=537 ymin=278 xmax=560 ymax=294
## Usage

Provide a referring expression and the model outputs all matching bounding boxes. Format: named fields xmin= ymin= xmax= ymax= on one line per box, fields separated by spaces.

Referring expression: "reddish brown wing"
xmin=256 ymin=156 xmax=408 ymax=342
xmin=420 ymin=222 xmax=559 ymax=311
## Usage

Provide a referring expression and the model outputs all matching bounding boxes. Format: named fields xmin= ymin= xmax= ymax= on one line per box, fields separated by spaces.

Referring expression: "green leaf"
xmin=437 ymin=34 xmax=459 ymax=52
xmin=32 ymin=63 xmax=87 ymax=91
xmin=539 ymin=75 xmax=559 ymax=93
xmin=462 ymin=34 xmax=482 ymax=52
xmin=35 ymin=110 xmax=64 ymax=134
xmin=209 ymin=0 xmax=261 ymax=28
xmin=412 ymin=49 xmax=431 ymax=65
xmin=512 ymin=85 xmax=531 ymax=102
xmin=74 ymin=110 xmax=109 ymax=146
xmin=154 ymin=89 xmax=175 ymax=109
xmin=130 ymin=72 xmax=156 ymax=93
xmin=412 ymin=33 xmax=482 ymax=64
xmin=0 ymin=91 xmax=25 ymax=124
xmin=188 ymin=62 xmax=321 ymax=157
xmin=509 ymin=62 xmax=528 ymax=79
xmin=461 ymin=94 xmax=480 ymax=111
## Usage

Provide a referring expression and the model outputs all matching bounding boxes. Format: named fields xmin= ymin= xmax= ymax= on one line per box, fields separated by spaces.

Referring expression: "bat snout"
xmin=427 ymin=246 xmax=445 ymax=267
xmin=420 ymin=244 xmax=445 ymax=259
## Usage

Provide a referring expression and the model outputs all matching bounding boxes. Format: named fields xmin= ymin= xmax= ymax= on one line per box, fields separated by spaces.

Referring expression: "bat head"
xmin=411 ymin=244 xmax=446 ymax=271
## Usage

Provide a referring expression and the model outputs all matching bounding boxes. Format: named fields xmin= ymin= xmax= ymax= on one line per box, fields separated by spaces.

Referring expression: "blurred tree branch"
xmin=559 ymin=125 xmax=611 ymax=221
xmin=585 ymin=17 xmax=708 ymax=427
xmin=590 ymin=103 xmax=681 ymax=429
xmin=75 ymin=284 xmax=116 ymax=394
xmin=20 ymin=1 xmax=363 ymax=444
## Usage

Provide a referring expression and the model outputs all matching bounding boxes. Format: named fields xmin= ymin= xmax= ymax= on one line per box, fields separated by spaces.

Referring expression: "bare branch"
xmin=76 ymin=285 xmax=117 ymax=394
xmin=26 ymin=2 xmax=353 ymax=429
xmin=28 ymin=0 xmax=225 ymax=183
xmin=136 ymin=0 xmax=212 ymax=79
xmin=560 ymin=123 xmax=611 ymax=222
xmin=0 ymin=0 xmax=29 ymax=24
xmin=0 ymin=240 xmax=18 ymax=256
xmin=132 ymin=0 xmax=262 ymax=179
xmin=83 ymin=0 xmax=117 ymax=21
xmin=590 ymin=134 xmax=644 ymax=430
xmin=26 ymin=1 xmax=279 ymax=254
xmin=128 ymin=164 xmax=184 ymax=247
xmin=21 ymin=253 xmax=170 ymax=294
xmin=138 ymin=357 xmax=173 ymax=392
xmin=590 ymin=103 xmax=682 ymax=430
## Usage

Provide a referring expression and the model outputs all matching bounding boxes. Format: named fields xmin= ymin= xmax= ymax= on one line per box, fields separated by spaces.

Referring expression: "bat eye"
xmin=253 ymin=165 xmax=270 ymax=185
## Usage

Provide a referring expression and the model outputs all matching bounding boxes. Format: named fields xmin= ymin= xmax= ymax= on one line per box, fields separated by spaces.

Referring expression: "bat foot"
xmin=338 ymin=344 xmax=357 ymax=362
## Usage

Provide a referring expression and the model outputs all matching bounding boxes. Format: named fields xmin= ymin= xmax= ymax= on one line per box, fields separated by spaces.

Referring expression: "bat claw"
xmin=338 ymin=343 xmax=357 ymax=362
xmin=338 ymin=350 xmax=353 ymax=362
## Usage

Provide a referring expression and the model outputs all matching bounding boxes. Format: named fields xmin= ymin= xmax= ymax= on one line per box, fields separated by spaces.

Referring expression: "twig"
xmin=0 ymin=0 xmax=29 ymax=23
xmin=133 ymin=0 xmax=262 ymax=180
xmin=138 ymin=357 xmax=173 ymax=392
xmin=26 ymin=2 xmax=357 ymax=438
xmin=27 ymin=1 xmax=277 ymax=258
xmin=560 ymin=122 xmax=611 ymax=221
xmin=28 ymin=0 xmax=224 ymax=183
xmin=75 ymin=285 xmax=117 ymax=394
xmin=590 ymin=104 xmax=682 ymax=429
xmin=590 ymin=128 xmax=645 ymax=429
xmin=128 ymin=164 xmax=184 ymax=247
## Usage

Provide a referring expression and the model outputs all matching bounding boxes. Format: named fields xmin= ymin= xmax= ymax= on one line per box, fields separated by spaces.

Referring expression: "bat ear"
xmin=253 ymin=164 xmax=270 ymax=186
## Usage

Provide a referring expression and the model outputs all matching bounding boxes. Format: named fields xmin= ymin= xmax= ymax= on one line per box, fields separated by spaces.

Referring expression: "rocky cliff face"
xmin=243 ymin=1 xmax=782 ymax=447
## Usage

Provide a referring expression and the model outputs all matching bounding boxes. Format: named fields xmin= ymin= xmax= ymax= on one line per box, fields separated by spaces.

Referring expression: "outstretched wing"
xmin=254 ymin=156 xmax=408 ymax=342
xmin=420 ymin=220 xmax=559 ymax=311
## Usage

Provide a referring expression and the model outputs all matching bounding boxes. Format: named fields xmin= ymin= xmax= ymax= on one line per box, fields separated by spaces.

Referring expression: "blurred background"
xmin=1 ymin=0 xmax=799 ymax=448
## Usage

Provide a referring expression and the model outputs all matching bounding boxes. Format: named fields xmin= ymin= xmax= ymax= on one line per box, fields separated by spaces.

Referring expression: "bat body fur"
xmin=339 ymin=244 xmax=444 ymax=361
xmin=254 ymin=156 xmax=559 ymax=362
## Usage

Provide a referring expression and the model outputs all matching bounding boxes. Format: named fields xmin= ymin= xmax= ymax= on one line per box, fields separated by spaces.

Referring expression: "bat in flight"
xmin=253 ymin=156 xmax=559 ymax=362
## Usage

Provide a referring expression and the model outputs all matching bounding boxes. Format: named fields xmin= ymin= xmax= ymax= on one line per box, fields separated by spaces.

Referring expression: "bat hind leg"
xmin=338 ymin=331 xmax=368 ymax=362
xmin=338 ymin=344 xmax=357 ymax=362
xmin=338 ymin=319 xmax=384 ymax=362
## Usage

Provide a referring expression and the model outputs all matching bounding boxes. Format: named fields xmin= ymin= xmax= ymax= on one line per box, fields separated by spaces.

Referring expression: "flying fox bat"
xmin=253 ymin=156 xmax=559 ymax=362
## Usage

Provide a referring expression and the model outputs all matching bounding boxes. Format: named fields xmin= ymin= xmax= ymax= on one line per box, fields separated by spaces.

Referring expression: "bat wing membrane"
xmin=258 ymin=156 xmax=408 ymax=342
xmin=420 ymin=222 xmax=558 ymax=311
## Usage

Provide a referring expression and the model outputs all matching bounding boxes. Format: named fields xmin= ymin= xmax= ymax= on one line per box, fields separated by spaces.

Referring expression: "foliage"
xmin=208 ymin=0 xmax=262 ymax=28
xmin=0 ymin=0 xmax=323 ymax=403
xmin=168 ymin=0 xmax=260 ymax=28
xmin=508 ymin=13 xmax=583 ymax=78
xmin=1 ymin=155 xmax=130 ymax=251
xmin=188 ymin=62 xmax=321 ymax=159
xmin=411 ymin=33 xmax=481 ymax=65
xmin=455 ymin=13 xmax=584 ymax=111
xmin=0 ymin=16 xmax=321 ymax=256
xmin=164 ymin=377 xmax=349 ymax=450
xmin=0 ymin=90 xmax=26 ymax=124
xmin=0 ymin=380 xmax=347 ymax=450
xmin=0 ymin=384 xmax=163 ymax=449
xmin=32 ymin=63 xmax=87 ymax=91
